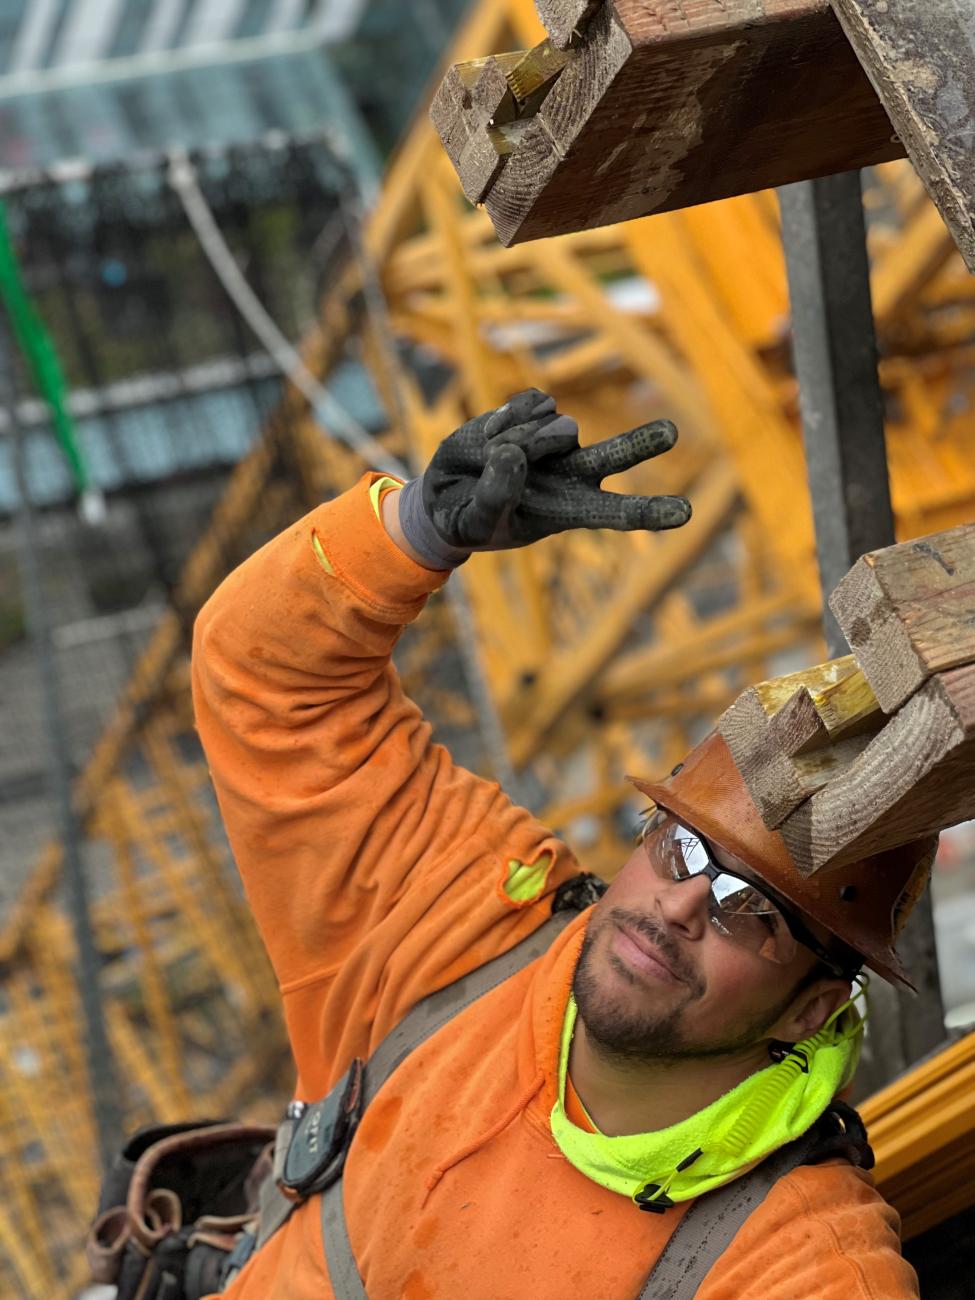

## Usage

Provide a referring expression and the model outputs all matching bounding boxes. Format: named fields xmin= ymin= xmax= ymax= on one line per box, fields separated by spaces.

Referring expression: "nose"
xmin=656 ymin=872 xmax=711 ymax=939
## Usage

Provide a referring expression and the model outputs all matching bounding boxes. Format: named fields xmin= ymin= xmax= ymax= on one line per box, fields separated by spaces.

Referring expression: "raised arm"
xmin=192 ymin=391 xmax=690 ymax=1094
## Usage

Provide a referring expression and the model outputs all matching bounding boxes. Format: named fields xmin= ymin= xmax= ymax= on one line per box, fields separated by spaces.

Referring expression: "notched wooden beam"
xmin=536 ymin=0 xmax=603 ymax=50
xmin=718 ymin=656 xmax=884 ymax=831
xmin=831 ymin=0 xmax=975 ymax=273
xmin=830 ymin=524 xmax=975 ymax=713
xmin=723 ymin=521 xmax=975 ymax=874
xmin=430 ymin=58 xmax=517 ymax=205
xmin=434 ymin=0 xmax=902 ymax=244
xmin=430 ymin=41 xmax=574 ymax=205
xmin=769 ymin=664 xmax=882 ymax=757
xmin=780 ymin=663 xmax=975 ymax=875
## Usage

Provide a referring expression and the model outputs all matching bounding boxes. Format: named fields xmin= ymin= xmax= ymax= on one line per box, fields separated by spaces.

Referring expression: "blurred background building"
xmin=0 ymin=2 xmax=972 ymax=1297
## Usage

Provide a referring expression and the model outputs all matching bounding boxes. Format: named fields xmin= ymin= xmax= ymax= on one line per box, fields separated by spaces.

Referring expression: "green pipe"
xmin=0 ymin=202 xmax=91 ymax=498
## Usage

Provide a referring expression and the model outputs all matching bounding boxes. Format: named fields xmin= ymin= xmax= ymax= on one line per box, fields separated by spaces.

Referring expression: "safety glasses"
xmin=640 ymin=810 xmax=845 ymax=974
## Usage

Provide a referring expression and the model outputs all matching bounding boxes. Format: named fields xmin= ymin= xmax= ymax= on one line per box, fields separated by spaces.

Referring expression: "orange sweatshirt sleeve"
xmin=192 ymin=472 xmax=581 ymax=1099
xmin=696 ymin=1163 xmax=919 ymax=1299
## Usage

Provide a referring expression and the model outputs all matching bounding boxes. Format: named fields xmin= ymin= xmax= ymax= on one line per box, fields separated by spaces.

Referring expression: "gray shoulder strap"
xmin=362 ymin=908 xmax=577 ymax=1108
xmin=249 ymin=910 xmax=577 ymax=1284
xmin=638 ymin=1129 xmax=822 ymax=1299
xmin=316 ymin=909 xmax=576 ymax=1295
xmin=321 ymin=1178 xmax=367 ymax=1300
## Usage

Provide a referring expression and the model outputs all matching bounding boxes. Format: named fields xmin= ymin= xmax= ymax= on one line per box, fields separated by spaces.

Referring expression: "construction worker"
xmin=193 ymin=389 xmax=928 ymax=1298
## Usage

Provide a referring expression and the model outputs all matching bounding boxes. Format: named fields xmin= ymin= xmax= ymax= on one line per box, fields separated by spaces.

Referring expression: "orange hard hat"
xmin=631 ymin=731 xmax=936 ymax=990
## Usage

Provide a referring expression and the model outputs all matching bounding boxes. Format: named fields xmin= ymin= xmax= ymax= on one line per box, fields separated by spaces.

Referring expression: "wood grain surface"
xmin=433 ymin=0 xmax=902 ymax=243
xmin=831 ymin=0 xmax=975 ymax=272
xmin=718 ymin=656 xmax=878 ymax=829
xmin=769 ymin=666 xmax=881 ymax=757
xmin=830 ymin=524 xmax=975 ymax=713
xmin=430 ymin=58 xmax=517 ymax=204
xmin=780 ymin=663 xmax=975 ymax=875
xmin=722 ymin=676 xmax=873 ymax=826
xmin=535 ymin=0 xmax=601 ymax=49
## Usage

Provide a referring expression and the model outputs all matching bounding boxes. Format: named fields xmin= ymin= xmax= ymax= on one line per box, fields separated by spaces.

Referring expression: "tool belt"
xmin=85 ymin=1119 xmax=275 ymax=1300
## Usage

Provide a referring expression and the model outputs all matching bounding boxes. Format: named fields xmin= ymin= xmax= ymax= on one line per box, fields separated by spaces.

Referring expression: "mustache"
xmin=607 ymin=906 xmax=702 ymax=993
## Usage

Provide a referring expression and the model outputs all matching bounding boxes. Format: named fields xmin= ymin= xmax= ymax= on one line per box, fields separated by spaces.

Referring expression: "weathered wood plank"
xmin=830 ymin=524 xmax=975 ymax=713
xmin=831 ymin=0 xmax=975 ymax=273
xmin=430 ymin=43 xmax=575 ymax=205
xmin=780 ymin=663 xmax=975 ymax=875
xmin=769 ymin=664 xmax=881 ymax=756
xmin=434 ymin=0 xmax=902 ymax=244
xmin=719 ymin=685 xmax=873 ymax=830
xmin=535 ymin=0 xmax=601 ymax=50
xmin=718 ymin=655 xmax=881 ymax=829
xmin=430 ymin=57 xmax=518 ymax=205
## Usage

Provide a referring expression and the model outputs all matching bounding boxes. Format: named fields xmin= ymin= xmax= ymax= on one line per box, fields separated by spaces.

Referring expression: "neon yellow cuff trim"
xmin=311 ymin=532 xmax=335 ymax=576
xmin=369 ymin=475 xmax=404 ymax=520
xmin=503 ymin=855 xmax=552 ymax=903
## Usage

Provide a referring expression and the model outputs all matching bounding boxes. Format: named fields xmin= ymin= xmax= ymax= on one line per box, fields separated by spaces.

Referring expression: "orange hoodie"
xmin=192 ymin=473 xmax=919 ymax=1300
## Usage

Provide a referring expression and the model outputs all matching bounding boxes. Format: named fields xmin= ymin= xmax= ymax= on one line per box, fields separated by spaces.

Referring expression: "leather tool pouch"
xmin=85 ymin=1120 xmax=275 ymax=1300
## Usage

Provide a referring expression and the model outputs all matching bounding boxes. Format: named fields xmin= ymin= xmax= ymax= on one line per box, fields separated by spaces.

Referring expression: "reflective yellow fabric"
xmin=554 ymin=991 xmax=863 ymax=1207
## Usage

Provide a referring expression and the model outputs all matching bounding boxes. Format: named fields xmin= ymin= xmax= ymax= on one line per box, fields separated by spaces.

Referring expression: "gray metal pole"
xmin=1 ymin=328 xmax=121 ymax=1169
xmin=778 ymin=171 xmax=945 ymax=1084
xmin=778 ymin=172 xmax=894 ymax=658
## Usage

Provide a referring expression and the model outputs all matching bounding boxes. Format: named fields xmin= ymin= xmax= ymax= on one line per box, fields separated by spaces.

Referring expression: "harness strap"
xmin=321 ymin=1179 xmax=367 ymax=1300
xmin=260 ymin=899 xmax=864 ymax=1300
xmin=251 ymin=910 xmax=578 ymax=1272
xmin=363 ymin=909 xmax=578 ymax=1107
xmin=638 ymin=1123 xmax=830 ymax=1299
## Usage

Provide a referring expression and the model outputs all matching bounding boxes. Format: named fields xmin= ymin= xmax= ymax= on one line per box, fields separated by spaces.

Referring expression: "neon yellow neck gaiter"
xmin=551 ymin=991 xmax=863 ymax=1209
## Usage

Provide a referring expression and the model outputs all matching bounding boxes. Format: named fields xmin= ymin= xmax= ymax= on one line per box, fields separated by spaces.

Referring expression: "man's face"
xmin=573 ymin=824 xmax=828 ymax=1063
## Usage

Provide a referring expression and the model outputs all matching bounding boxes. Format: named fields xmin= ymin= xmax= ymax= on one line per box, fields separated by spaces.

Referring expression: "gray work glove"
xmin=397 ymin=388 xmax=692 ymax=569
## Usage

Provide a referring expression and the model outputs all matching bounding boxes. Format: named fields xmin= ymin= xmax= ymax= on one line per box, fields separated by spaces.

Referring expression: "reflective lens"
xmin=641 ymin=811 xmax=798 ymax=964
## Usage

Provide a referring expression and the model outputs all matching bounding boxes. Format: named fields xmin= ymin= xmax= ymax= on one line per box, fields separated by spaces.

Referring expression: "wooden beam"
xmin=430 ymin=41 xmax=574 ymax=204
xmin=830 ymin=524 xmax=975 ymax=713
xmin=780 ymin=663 xmax=975 ymax=875
xmin=831 ymin=0 xmax=975 ymax=273
xmin=769 ymin=664 xmax=881 ymax=755
xmin=434 ymin=0 xmax=902 ymax=245
xmin=429 ymin=58 xmax=517 ymax=204
xmin=718 ymin=665 xmax=878 ymax=830
xmin=535 ymin=0 xmax=600 ymax=49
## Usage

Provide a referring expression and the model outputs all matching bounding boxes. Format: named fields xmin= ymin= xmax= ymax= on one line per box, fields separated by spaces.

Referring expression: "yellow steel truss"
xmin=2 ymin=0 xmax=975 ymax=1290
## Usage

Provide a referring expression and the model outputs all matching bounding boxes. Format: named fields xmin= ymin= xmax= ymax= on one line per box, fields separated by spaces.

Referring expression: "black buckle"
xmin=634 ymin=1183 xmax=675 ymax=1213
xmin=552 ymin=873 xmax=607 ymax=913
xmin=279 ymin=1059 xmax=365 ymax=1199
xmin=809 ymin=1100 xmax=875 ymax=1171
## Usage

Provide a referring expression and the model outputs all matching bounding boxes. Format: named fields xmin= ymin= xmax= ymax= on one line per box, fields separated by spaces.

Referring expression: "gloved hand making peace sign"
xmin=389 ymin=388 xmax=692 ymax=570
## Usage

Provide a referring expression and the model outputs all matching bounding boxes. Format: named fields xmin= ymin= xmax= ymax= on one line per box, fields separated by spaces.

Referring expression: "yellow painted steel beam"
xmin=505 ymin=461 xmax=739 ymax=765
xmin=864 ymin=1030 xmax=975 ymax=1240
xmin=5 ymin=1 xmax=975 ymax=1283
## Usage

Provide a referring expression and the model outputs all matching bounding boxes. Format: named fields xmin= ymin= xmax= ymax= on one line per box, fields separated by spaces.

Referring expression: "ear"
xmin=771 ymin=978 xmax=852 ymax=1044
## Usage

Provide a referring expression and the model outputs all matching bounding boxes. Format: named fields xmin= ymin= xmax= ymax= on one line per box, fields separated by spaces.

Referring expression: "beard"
xmin=572 ymin=906 xmax=795 ymax=1066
